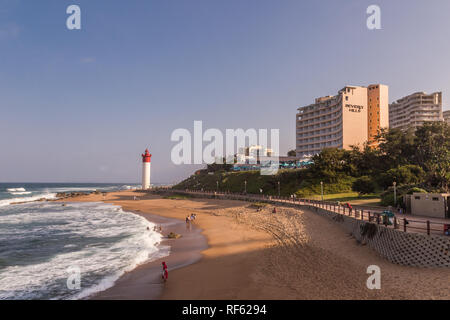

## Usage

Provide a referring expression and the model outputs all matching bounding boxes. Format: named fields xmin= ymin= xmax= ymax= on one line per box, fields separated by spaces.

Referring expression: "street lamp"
xmin=393 ymin=181 xmax=397 ymax=206
xmin=320 ymin=181 xmax=324 ymax=202
xmin=244 ymin=180 xmax=247 ymax=194
xmin=277 ymin=181 xmax=280 ymax=197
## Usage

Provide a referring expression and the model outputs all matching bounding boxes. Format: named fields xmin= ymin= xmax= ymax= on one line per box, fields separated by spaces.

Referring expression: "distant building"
xmin=443 ymin=110 xmax=450 ymax=124
xmin=389 ymin=92 xmax=443 ymax=130
xmin=296 ymin=84 xmax=388 ymax=158
xmin=232 ymin=156 xmax=313 ymax=172
xmin=236 ymin=145 xmax=273 ymax=164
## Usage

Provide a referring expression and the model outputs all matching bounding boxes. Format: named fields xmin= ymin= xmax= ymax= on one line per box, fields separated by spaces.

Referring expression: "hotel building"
xmin=389 ymin=92 xmax=443 ymax=130
xmin=443 ymin=110 xmax=450 ymax=124
xmin=296 ymin=84 xmax=389 ymax=158
xmin=367 ymin=84 xmax=389 ymax=145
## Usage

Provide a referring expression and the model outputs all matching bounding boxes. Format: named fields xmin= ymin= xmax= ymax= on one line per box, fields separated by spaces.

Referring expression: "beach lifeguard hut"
xmin=141 ymin=149 xmax=152 ymax=190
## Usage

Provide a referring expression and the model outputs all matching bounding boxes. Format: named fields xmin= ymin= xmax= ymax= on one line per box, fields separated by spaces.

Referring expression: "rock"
xmin=167 ymin=232 xmax=182 ymax=239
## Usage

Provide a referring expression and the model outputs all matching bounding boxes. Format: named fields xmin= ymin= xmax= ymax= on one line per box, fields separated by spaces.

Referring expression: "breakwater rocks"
xmin=56 ymin=190 xmax=104 ymax=199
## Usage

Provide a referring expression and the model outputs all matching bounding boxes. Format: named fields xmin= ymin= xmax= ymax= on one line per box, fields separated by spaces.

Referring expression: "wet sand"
xmin=60 ymin=190 xmax=450 ymax=300
xmin=91 ymin=213 xmax=207 ymax=300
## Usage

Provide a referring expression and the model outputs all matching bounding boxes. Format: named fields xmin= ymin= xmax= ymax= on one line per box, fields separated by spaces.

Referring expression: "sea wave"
xmin=0 ymin=193 xmax=57 ymax=207
xmin=6 ymin=188 xmax=26 ymax=192
xmin=41 ymin=185 xmax=140 ymax=193
xmin=120 ymin=185 xmax=139 ymax=190
xmin=0 ymin=202 xmax=170 ymax=300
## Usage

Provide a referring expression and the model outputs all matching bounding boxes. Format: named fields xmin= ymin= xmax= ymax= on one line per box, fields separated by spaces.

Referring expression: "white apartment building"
xmin=389 ymin=92 xmax=443 ymax=130
xmin=443 ymin=110 xmax=450 ymax=124
xmin=296 ymin=84 xmax=388 ymax=158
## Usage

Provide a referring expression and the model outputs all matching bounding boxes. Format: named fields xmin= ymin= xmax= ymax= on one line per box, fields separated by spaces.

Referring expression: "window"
xmin=414 ymin=196 xmax=420 ymax=200
xmin=432 ymin=197 xmax=439 ymax=201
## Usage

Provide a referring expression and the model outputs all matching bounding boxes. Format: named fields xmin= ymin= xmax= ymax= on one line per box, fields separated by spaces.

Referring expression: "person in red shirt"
xmin=162 ymin=262 xmax=168 ymax=282
xmin=346 ymin=202 xmax=353 ymax=215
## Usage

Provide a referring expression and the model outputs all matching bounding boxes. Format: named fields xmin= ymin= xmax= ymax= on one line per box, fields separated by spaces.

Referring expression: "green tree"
xmin=414 ymin=122 xmax=450 ymax=191
xmin=378 ymin=165 xmax=425 ymax=189
xmin=206 ymin=157 xmax=233 ymax=172
xmin=376 ymin=127 xmax=416 ymax=168
xmin=352 ymin=176 xmax=377 ymax=195
xmin=287 ymin=150 xmax=297 ymax=157
xmin=345 ymin=144 xmax=382 ymax=177
xmin=311 ymin=148 xmax=349 ymax=182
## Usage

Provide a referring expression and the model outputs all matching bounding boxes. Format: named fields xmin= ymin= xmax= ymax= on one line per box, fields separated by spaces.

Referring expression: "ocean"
xmin=0 ymin=183 xmax=170 ymax=300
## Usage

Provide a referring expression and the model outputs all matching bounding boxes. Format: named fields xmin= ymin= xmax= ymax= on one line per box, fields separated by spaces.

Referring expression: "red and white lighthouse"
xmin=141 ymin=149 xmax=152 ymax=189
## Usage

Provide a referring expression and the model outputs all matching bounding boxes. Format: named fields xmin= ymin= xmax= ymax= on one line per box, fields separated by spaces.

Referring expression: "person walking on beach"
xmin=186 ymin=216 xmax=191 ymax=230
xmin=161 ymin=262 xmax=168 ymax=282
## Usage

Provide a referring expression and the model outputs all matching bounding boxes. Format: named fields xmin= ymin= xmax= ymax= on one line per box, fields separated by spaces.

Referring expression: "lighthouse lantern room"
xmin=141 ymin=149 xmax=152 ymax=190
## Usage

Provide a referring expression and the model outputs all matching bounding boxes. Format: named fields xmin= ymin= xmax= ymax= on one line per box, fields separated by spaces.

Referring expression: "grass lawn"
xmin=305 ymin=192 xmax=382 ymax=205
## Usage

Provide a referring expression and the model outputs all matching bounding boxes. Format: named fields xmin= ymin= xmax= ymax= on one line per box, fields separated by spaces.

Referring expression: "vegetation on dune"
xmin=174 ymin=122 xmax=450 ymax=204
xmin=173 ymin=169 xmax=355 ymax=197
xmin=287 ymin=150 xmax=296 ymax=157
xmin=163 ymin=193 xmax=192 ymax=200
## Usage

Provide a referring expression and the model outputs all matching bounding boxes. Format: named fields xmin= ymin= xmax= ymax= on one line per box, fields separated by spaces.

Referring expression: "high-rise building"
xmin=389 ymin=92 xmax=443 ymax=130
xmin=443 ymin=110 xmax=450 ymax=124
xmin=296 ymin=84 xmax=389 ymax=158
xmin=367 ymin=84 xmax=389 ymax=145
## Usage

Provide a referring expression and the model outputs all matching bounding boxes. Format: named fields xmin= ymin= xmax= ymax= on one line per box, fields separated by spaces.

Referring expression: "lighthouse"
xmin=141 ymin=149 xmax=152 ymax=190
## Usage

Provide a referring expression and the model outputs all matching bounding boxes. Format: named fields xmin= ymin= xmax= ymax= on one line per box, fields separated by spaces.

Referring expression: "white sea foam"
xmin=0 ymin=202 xmax=170 ymax=300
xmin=0 ymin=193 xmax=57 ymax=207
xmin=120 ymin=185 xmax=139 ymax=190
xmin=6 ymin=188 xmax=26 ymax=192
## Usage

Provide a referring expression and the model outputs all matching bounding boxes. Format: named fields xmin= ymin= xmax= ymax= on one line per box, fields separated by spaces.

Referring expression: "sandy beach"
xmin=60 ymin=190 xmax=450 ymax=300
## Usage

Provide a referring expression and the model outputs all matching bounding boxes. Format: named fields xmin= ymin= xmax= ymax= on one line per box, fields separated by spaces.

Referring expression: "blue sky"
xmin=1 ymin=0 xmax=450 ymax=183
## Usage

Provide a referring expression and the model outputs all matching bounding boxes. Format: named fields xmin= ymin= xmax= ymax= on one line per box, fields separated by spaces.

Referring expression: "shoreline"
xmin=89 ymin=210 xmax=207 ymax=300
xmin=59 ymin=190 xmax=277 ymax=300
xmin=3 ymin=189 xmax=449 ymax=300
xmin=54 ymin=193 xmax=209 ymax=300
xmin=1 ymin=189 xmax=208 ymax=300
